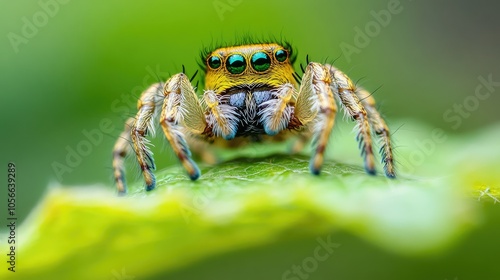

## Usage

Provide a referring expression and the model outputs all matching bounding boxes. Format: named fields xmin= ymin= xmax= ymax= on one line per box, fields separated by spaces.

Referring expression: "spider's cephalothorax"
xmin=203 ymin=43 xmax=299 ymax=138
xmin=113 ymin=43 xmax=396 ymax=194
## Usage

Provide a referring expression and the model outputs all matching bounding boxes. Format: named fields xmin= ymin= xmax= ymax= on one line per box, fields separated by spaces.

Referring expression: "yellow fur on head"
xmin=204 ymin=44 xmax=298 ymax=94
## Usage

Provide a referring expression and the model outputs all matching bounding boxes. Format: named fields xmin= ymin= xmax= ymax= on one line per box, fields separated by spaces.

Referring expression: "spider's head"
xmin=203 ymin=43 xmax=297 ymax=94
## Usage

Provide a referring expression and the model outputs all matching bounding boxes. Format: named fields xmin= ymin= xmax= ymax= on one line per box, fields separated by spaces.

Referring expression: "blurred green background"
xmin=1 ymin=0 xmax=499 ymax=224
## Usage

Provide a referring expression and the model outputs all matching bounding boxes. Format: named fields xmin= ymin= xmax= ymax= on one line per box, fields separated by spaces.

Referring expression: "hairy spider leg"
xmin=326 ymin=65 xmax=376 ymax=175
xmin=113 ymin=83 xmax=163 ymax=194
xmin=160 ymin=73 xmax=206 ymax=185
xmin=112 ymin=118 xmax=135 ymax=194
xmin=355 ymin=88 xmax=395 ymax=178
xmin=294 ymin=63 xmax=338 ymax=175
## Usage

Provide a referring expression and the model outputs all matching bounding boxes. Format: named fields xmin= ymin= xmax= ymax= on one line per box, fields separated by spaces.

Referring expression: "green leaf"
xmin=4 ymin=121 xmax=500 ymax=280
xmin=1 ymin=153 xmax=478 ymax=280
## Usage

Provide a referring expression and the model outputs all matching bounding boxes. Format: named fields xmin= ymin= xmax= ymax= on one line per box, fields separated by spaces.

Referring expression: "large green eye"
xmin=251 ymin=52 xmax=271 ymax=72
xmin=208 ymin=55 xmax=221 ymax=69
xmin=226 ymin=54 xmax=246 ymax=74
xmin=274 ymin=49 xmax=288 ymax=62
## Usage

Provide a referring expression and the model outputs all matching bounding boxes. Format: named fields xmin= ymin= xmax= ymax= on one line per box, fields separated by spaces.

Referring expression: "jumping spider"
xmin=113 ymin=42 xmax=395 ymax=194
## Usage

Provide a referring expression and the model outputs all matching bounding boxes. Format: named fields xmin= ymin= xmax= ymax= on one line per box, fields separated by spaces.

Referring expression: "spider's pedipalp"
xmin=204 ymin=90 xmax=240 ymax=140
xmin=258 ymin=83 xmax=295 ymax=135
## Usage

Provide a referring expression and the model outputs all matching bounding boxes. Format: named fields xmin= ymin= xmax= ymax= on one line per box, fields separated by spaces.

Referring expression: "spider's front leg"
xmin=294 ymin=63 xmax=338 ymax=174
xmin=161 ymin=73 xmax=207 ymax=182
xmin=294 ymin=62 xmax=393 ymax=177
xmin=295 ymin=62 xmax=396 ymax=178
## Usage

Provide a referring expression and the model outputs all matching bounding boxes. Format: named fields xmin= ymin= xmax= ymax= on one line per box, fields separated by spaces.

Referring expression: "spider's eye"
xmin=274 ymin=49 xmax=288 ymax=62
xmin=208 ymin=55 xmax=222 ymax=69
xmin=251 ymin=52 xmax=271 ymax=72
xmin=226 ymin=54 xmax=246 ymax=74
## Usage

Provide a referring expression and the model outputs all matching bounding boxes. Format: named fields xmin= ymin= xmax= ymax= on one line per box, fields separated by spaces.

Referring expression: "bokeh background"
xmin=1 ymin=0 xmax=499 ymax=225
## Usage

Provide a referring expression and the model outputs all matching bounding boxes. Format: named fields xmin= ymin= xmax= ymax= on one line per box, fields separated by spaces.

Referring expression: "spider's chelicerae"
xmin=113 ymin=42 xmax=395 ymax=194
